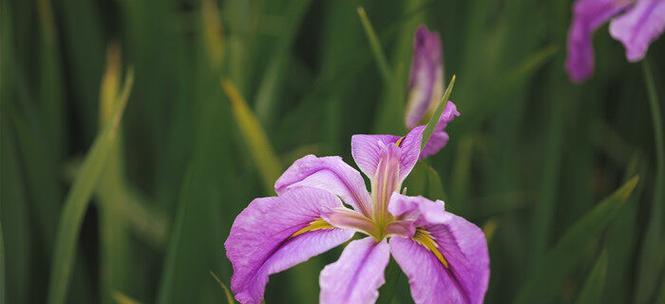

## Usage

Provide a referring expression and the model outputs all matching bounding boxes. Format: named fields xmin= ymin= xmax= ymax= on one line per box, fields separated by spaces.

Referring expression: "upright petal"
xmin=388 ymin=195 xmax=489 ymax=304
xmin=420 ymin=101 xmax=460 ymax=159
xmin=565 ymin=0 xmax=631 ymax=82
xmin=405 ymin=25 xmax=444 ymax=129
xmin=320 ymin=238 xmax=390 ymax=304
xmin=225 ymin=187 xmax=355 ymax=304
xmin=610 ymin=0 xmax=665 ymax=62
xmin=351 ymin=126 xmax=422 ymax=182
xmin=351 ymin=134 xmax=401 ymax=178
xmin=275 ymin=155 xmax=372 ymax=216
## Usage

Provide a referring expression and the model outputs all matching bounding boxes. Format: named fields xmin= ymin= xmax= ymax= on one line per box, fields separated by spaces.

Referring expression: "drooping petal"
xmin=320 ymin=237 xmax=390 ymax=304
xmin=225 ymin=187 xmax=355 ymax=304
xmin=565 ymin=0 xmax=631 ymax=82
xmin=388 ymin=194 xmax=489 ymax=304
xmin=275 ymin=155 xmax=372 ymax=216
xmin=388 ymin=193 xmax=447 ymax=228
xmin=420 ymin=101 xmax=460 ymax=159
xmin=405 ymin=25 xmax=444 ymax=129
xmin=609 ymin=0 xmax=665 ymax=62
xmin=351 ymin=126 xmax=422 ymax=182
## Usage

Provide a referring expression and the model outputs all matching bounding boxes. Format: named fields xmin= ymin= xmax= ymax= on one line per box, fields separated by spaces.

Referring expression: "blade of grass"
xmin=514 ymin=176 xmax=639 ymax=304
xmin=421 ymin=75 xmax=456 ymax=151
xmin=0 ymin=220 xmax=4 ymax=304
xmin=254 ymin=0 xmax=312 ymax=125
xmin=47 ymin=69 xmax=134 ymax=304
xmin=635 ymin=57 xmax=665 ymax=304
xmin=221 ymin=79 xmax=282 ymax=194
xmin=357 ymin=6 xmax=392 ymax=85
xmin=210 ymin=271 xmax=235 ymax=304
xmin=112 ymin=292 xmax=141 ymax=304
xmin=575 ymin=251 xmax=608 ymax=304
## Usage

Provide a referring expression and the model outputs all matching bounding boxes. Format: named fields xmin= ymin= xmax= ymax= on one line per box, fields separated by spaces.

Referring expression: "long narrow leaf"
xmin=421 ymin=75 xmax=456 ymax=150
xmin=357 ymin=6 xmax=392 ymax=84
xmin=47 ymin=69 xmax=134 ymax=304
xmin=221 ymin=79 xmax=282 ymax=193
xmin=575 ymin=251 xmax=608 ymax=304
xmin=514 ymin=176 xmax=638 ymax=304
xmin=635 ymin=58 xmax=665 ymax=303
xmin=0 ymin=220 xmax=4 ymax=304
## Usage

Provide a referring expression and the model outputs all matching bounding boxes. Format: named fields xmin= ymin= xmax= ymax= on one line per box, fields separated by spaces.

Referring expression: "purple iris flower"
xmin=224 ymin=124 xmax=489 ymax=304
xmin=566 ymin=0 xmax=665 ymax=83
xmin=405 ymin=25 xmax=461 ymax=158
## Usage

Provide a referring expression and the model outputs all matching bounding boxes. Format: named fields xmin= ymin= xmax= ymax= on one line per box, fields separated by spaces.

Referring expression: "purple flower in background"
xmin=566 ymin=0 xmax=665 ymax=83
xmin=224 ymin=124 xmax=489 ymax=304
xmin=405 ymin=25 xmax=460 ymax=158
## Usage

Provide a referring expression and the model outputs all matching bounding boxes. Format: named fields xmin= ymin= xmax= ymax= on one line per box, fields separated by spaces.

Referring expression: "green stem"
xmin=635 ymin=58 xmax=665 ymax=303
xmin=357 ymin=7 xmax=393 ymax=85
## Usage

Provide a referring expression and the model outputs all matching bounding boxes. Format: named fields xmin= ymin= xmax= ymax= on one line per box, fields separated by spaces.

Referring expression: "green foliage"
xmin=3 ymin=0 xmax=664 ymax=303
xmin=515 ymin=177 xmax=639 ymax=304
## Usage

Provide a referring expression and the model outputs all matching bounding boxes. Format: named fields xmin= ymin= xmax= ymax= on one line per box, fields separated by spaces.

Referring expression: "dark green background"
xmin=2 ymin=0 xmax=664 ymax=303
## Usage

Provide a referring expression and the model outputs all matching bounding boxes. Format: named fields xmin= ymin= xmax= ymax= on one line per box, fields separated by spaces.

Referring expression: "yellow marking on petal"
xmin=395 ymin=136 xmax=405 ymax=147
xmin=413 ymin=228 xmax=449 ymax=268
xmin=290 ymin=218 xmax=334 ymax=239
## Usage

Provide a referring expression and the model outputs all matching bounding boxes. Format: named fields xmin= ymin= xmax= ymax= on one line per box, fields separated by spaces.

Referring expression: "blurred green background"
xmin=1 ymin=0 xmax=664 ymax=303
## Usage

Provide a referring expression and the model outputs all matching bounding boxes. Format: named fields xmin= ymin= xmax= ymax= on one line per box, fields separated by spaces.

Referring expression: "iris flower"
xmin=565 ymin=0 xmax=665 ymax=82
xmin=224 ymin=119 xmax=489 ymax=303
xmin=405 ymin=25 xmax=460 ymax=158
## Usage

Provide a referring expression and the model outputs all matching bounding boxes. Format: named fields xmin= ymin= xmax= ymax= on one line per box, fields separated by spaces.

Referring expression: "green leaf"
xmin=112 ymin=292 xmax=141 ymax=304
xmin=357 ymin=6 xmax=392 ymax=85
xmin=575 ymin=251 xmax=608 ymax=304
xmin=210 ymin=271 xmax=236 ymax=304
xmin=514 ymin=176 xmax=639 ymax=304
xmin=0 ymin=220 xmax=4 ymax=304
xmin=221 ymin=79 xmax=282 ymax=194
xmin=47 ymin=69 xmax=134 ymax=304
xmin=421 ymin=75 xmax=456 ymax=151
xmin=635 ymin=58 xmax=665 ymax=303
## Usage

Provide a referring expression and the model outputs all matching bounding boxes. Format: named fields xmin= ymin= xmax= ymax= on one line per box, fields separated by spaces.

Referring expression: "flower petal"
xmin=225 ymin=187 xmax=355 ymax=304
xmin=275 ymin=155 xmax=372 ymax=216
xmin=322 ymin=207 xmax=379 ymax=237
xmin=609 ymin=0 xmax=665 ymax=62
xmin=351 ymin=126 xmax=422 ymax=182
xmin=565 ymin=0 xmax=630 ymax=82
xmin=388 ymin=193 xmax=447 ymax=227
xmin=420 ymin=101 xmax=460 ymax=159
xmin=351 ymin=134 xmax=401 ymax=178
xmin=320 ymin=237 xmax=390 ymax=304
xmin=389 ymin=196 xmax=489 ymax=304
xmin=405 ymin=25 xmax=444 ymax=129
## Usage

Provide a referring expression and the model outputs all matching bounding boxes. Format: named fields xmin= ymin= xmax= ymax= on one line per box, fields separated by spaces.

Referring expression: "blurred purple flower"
xmin=405 ymin=25 xmax=460 ymax=158
xmin=566 ymin=0 xmax=665 ymax=83
xmin=225 ymin=126 xmax=489 ymax=304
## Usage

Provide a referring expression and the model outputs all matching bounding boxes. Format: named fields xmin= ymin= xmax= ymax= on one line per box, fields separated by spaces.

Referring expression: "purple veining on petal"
xmin=387 ymin=194 xmax=489 ymax=304
xmin=565 ymin=0 xmax=632 ymax=83
xmin=351 ymin=134 xmax=401 ymax=178
xmin=320 ymin=238 xmax=390 ymax=304
xmin=225 ymin=187 xmax=355 ymax=304
xmin=351 ymin=126 xmax=423 ymax=183
xmin=610 ymin=0 xmax=665 ymax=62
xmin=372 ymin=143 xmax=402 ymax=220
xmin=275 ymin=155 xmax=372 ymax=216
xmin=397 ymin=125 xmax=425 ymax=179
xmin=406 ymin=25 xmax=444 ymax=129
